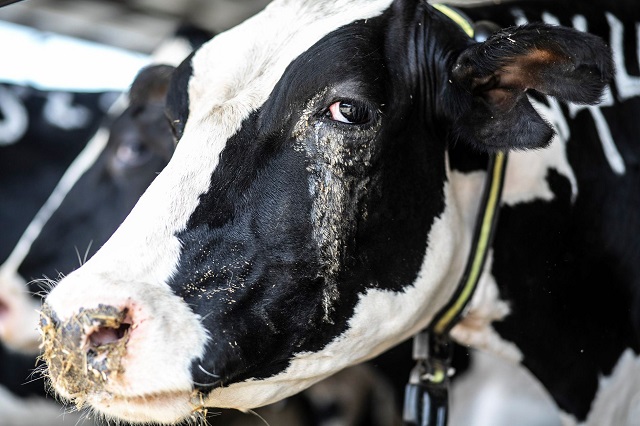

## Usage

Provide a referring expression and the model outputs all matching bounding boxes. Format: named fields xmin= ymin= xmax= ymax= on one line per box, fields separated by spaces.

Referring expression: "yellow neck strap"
xmin=429 ymin=3 xmax=508 ymax=335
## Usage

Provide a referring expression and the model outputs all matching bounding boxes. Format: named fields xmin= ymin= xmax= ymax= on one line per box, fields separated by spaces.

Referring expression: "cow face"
xmin=19 ymin=65 xmax=175 ymax=289
xmin=41 ymin=0 xmax=611 ymax=423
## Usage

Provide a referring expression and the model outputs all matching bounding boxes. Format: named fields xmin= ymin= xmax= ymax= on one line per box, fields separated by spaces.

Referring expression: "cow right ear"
xmin=446 ymin=22 xmax=613 ymax=152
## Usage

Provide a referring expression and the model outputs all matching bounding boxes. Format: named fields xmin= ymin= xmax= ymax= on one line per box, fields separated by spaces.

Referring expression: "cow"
xmin=0 ymin=82 xmax=118 ymax=263
xmin=1 ymin=62 xmax=404 ymax=426
xmin=0 ymin=28 xmax=404 ymax=424
xmin=39 ymin=0 xmax=639 ymax=424
xmin=0 ymin=20 xmax=220 ymax=353
xmin=0 ymin=65 xmax=177 ymax=355
xmin=0 ymin=24 xmax=218 ymax=425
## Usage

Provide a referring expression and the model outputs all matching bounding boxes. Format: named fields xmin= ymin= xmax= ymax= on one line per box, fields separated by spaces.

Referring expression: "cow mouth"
xmin=87 ymin=388 xmax=205 ymax=424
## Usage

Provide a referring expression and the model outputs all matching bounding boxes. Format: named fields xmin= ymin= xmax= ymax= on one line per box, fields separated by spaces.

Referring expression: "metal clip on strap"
xmin=403 ymin=151 xmax=507 ymax=426
xmin=403 ymin=151 xmax=506 ymax=425
xmin=403 ymin=332 xmax=452 ymax=426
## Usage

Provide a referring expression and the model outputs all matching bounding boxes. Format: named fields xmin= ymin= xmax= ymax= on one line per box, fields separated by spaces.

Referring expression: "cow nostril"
xmin=88 ymin=322 xmax=131 ymax=348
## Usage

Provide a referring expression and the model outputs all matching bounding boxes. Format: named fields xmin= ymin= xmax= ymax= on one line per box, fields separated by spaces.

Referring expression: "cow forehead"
xmin=183 ymin=0 xmax=393 ymax=125
xmin=71 ymin=0 xmax=393 ymax=287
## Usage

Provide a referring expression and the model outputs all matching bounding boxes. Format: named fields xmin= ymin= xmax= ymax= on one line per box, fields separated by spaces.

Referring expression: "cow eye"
xmin=326 ymin=100 xmax=370 ymax=125
xmin=114 ymin=139 xmax=153 ymax=169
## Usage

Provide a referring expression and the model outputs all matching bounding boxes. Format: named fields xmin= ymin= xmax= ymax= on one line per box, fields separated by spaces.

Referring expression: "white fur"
xmin=45 ymin=273 xmax=207 ymax=423
xmin=502 ymin=124 xmax=577 ymax=206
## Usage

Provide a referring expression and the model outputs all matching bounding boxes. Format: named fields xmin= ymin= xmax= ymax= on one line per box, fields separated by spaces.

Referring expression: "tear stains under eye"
xmin=294 ymin=93 xmax=381 ymax=322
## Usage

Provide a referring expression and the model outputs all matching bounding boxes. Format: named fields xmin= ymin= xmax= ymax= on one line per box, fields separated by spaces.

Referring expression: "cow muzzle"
xmin=40 ymin=303 xmax=132 ymax=402
xmin=38 ymin=274 xmax=209 ymax=423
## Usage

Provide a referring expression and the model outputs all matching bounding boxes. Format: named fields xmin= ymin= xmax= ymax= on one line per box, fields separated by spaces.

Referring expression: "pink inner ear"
xmin=496 ymin=48 xmax=568 ymax=92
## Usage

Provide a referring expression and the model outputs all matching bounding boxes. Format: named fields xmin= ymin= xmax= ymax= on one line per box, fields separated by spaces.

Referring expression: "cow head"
xmin=0 ymin=65 xmax=175 ymax=353
xmin=41 ymin=0 xmax=612 ymax=423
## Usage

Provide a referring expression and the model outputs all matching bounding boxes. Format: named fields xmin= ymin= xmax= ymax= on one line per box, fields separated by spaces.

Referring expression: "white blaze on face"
xmin=45 ymin=0 xmax=408 ymax=421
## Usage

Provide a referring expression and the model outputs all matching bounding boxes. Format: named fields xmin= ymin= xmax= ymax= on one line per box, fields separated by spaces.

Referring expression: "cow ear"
xmin=129 ymin=64 xmax=175 ymax=106
xmin=448 ymin=22 xmax=613 ymax=151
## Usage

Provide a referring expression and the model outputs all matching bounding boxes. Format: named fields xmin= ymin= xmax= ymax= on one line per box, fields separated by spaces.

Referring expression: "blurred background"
xmin=0 ymin=0 xmax=271 ymax=54
xmin=0 ymin=0 xmax=272 ymax=90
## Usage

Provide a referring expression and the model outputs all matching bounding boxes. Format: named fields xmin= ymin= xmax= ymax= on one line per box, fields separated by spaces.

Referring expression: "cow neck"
xmin=403 ymin=5 xmax=509 ymax=426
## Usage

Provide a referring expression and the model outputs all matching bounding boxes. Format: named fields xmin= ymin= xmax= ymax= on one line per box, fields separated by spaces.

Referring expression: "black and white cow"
xmin=0 ymin=83 xmax=117 ymax=263
xmin=0 ymin=25 xmax=221 ymax=426
xmin=40 ymin=0 xmax=640 ymax=424
xmin=1 ymin=61 xmax=403 ymax=426
xmin=0 ymin=65 xmax=176 ymax=355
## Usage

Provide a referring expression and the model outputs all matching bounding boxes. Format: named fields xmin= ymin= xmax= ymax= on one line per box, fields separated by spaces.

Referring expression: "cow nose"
xmin=0 ymin=270 xmax=42 ymax=353
xmin=40 ymin=303 xmax=132 ymax=397
xmin=0 ymin=297 xmax=8 ymax=318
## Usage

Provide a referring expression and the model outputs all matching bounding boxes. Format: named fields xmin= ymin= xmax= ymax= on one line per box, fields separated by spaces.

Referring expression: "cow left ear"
xmin=448 ymin=22 xmax=613 ymax=151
